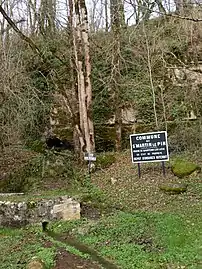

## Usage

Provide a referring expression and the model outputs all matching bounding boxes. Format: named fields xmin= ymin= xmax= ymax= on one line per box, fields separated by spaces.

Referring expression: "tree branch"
xmin=124 ymin=0 xmax=202 ymax=23
xmin=0 ymin=5 xmax=41 ymax=55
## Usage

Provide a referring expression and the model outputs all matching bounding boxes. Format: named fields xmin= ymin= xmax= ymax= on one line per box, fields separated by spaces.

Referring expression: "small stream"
xmin=46 ymin=230 xmax=119 ymax=269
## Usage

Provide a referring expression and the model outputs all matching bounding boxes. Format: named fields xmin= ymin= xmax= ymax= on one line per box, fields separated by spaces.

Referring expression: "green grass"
xmin=0 ymin=223 xmax=94 ymax=269
xmin=0 ymin=227 xmax=56 ymax=269
xmin=68 ymin=211 xmax=202 ymax=269
xmin=0 ymin=199 xmax=201 ymax=269
xmin=45 ymin=234 xmax=90 ymax=259
xmin=0 ymin=150 xmax=202 ymax=268
xmin=155 ymin=214 xmax=202 ymax=267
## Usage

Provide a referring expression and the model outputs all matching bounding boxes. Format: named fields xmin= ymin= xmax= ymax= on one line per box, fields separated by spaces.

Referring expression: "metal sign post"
xmin=88 ymin=159 xmax=92 ymax=174
xmin=162 ymin=161 xmax=166 ymax=177
xmin=137 ymin=163 xmax=141 ymax=178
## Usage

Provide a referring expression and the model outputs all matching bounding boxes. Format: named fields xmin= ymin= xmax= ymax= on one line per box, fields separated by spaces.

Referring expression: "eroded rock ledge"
xmin=0 ymin=195 xmax=80 ymax=227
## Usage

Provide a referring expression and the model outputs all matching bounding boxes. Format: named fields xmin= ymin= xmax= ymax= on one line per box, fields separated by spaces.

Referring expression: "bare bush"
xmin=0 ymin=37 xmax=48 ymax=150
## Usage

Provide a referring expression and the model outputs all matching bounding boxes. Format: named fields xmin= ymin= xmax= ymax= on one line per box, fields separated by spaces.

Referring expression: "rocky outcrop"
xmin=159 ymin=183 xmax=187 ymax=194
xmin=171 ymin=159 xmax=201 ymax=178
xmin=0 ymin=195 xmax=80 ymax=227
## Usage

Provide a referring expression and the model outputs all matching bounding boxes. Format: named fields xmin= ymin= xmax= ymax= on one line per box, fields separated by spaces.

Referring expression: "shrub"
xmin=0 ymin=155 xmax=44 ymax=193
xmin=96 ymin=153 xmax=116 ymax=169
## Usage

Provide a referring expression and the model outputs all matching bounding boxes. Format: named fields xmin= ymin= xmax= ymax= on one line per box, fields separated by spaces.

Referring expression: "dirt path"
xmin=47 ymin=230 xmax=119 ymax=269
xmin=54 ymin=250 xmax=101 ymax=269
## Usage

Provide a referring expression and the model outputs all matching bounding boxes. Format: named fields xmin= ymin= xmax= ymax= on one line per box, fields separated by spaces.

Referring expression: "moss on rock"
xmin=171 ymin=159 xmax=201 ymax=178
xmin=159 ymin=183 xmax=187 ymax=194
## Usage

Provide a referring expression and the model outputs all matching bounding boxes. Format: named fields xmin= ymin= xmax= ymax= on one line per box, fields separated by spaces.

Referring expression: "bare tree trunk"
xmin=89 ymin=0 xmax=96 ymax=32
xmin=174 ymin=0 xmax=192 ymax=14
xmin=174 ymin=0 xmax=184 ymax=14
xmin=80 ymin=0 xmax=95 ymax=152
xmin=110 ymin=0 xmax=125 ymax=151
xmin=27 ymin=0 xmax=38 ymax=34
xmin=110 ymin=0 xmax=125 ymax=29
xmin=38 ymin=0 xmax=56 ymax=36
xmin=102 ymin=0 xmax=109 ymax=32
xmin=143 ymin=22 xmax=159 ymax=129
xmin=48 ymin=0 xmax=56 ymax=33
xmin=155 ymin=0 xmax=166 ymax=14
xmin=70 ymin=0 xmax=95 ymax=155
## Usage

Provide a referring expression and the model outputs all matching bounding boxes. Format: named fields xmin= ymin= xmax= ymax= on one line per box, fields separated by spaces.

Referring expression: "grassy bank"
xmin=0 ymin=150 xmax=201 ymax=268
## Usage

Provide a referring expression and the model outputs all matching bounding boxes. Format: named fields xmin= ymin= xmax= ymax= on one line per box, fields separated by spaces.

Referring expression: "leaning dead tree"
xmin=69 ymin=0 xmax=95 ymax=154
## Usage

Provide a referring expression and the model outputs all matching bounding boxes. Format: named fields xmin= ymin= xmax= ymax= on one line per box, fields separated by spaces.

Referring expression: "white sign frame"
xmin=130 ymin=131 xmax=169 ymax=164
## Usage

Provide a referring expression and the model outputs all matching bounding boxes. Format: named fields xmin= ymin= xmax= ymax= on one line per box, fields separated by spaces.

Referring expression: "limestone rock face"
xmin=171 ymin=159 xmax=201 ymax=178
xmin=52 ymin=197 xmax=80 ymax=221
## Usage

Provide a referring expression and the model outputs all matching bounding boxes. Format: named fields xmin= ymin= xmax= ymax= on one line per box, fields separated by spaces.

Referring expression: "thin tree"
xmin=142 ymin=22 xmax=159 ymax=129
xmin=103 ymin=0 xmax=109 ymax=32
xmin=38 ymin=0 xmax=56 ymax=36
xmin=110 ymin=0 xmax=125 ymax=151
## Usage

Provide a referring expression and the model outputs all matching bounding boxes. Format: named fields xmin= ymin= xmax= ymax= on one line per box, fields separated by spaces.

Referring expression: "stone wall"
xmin=0 ymin=195 xmax=80 ymax=227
